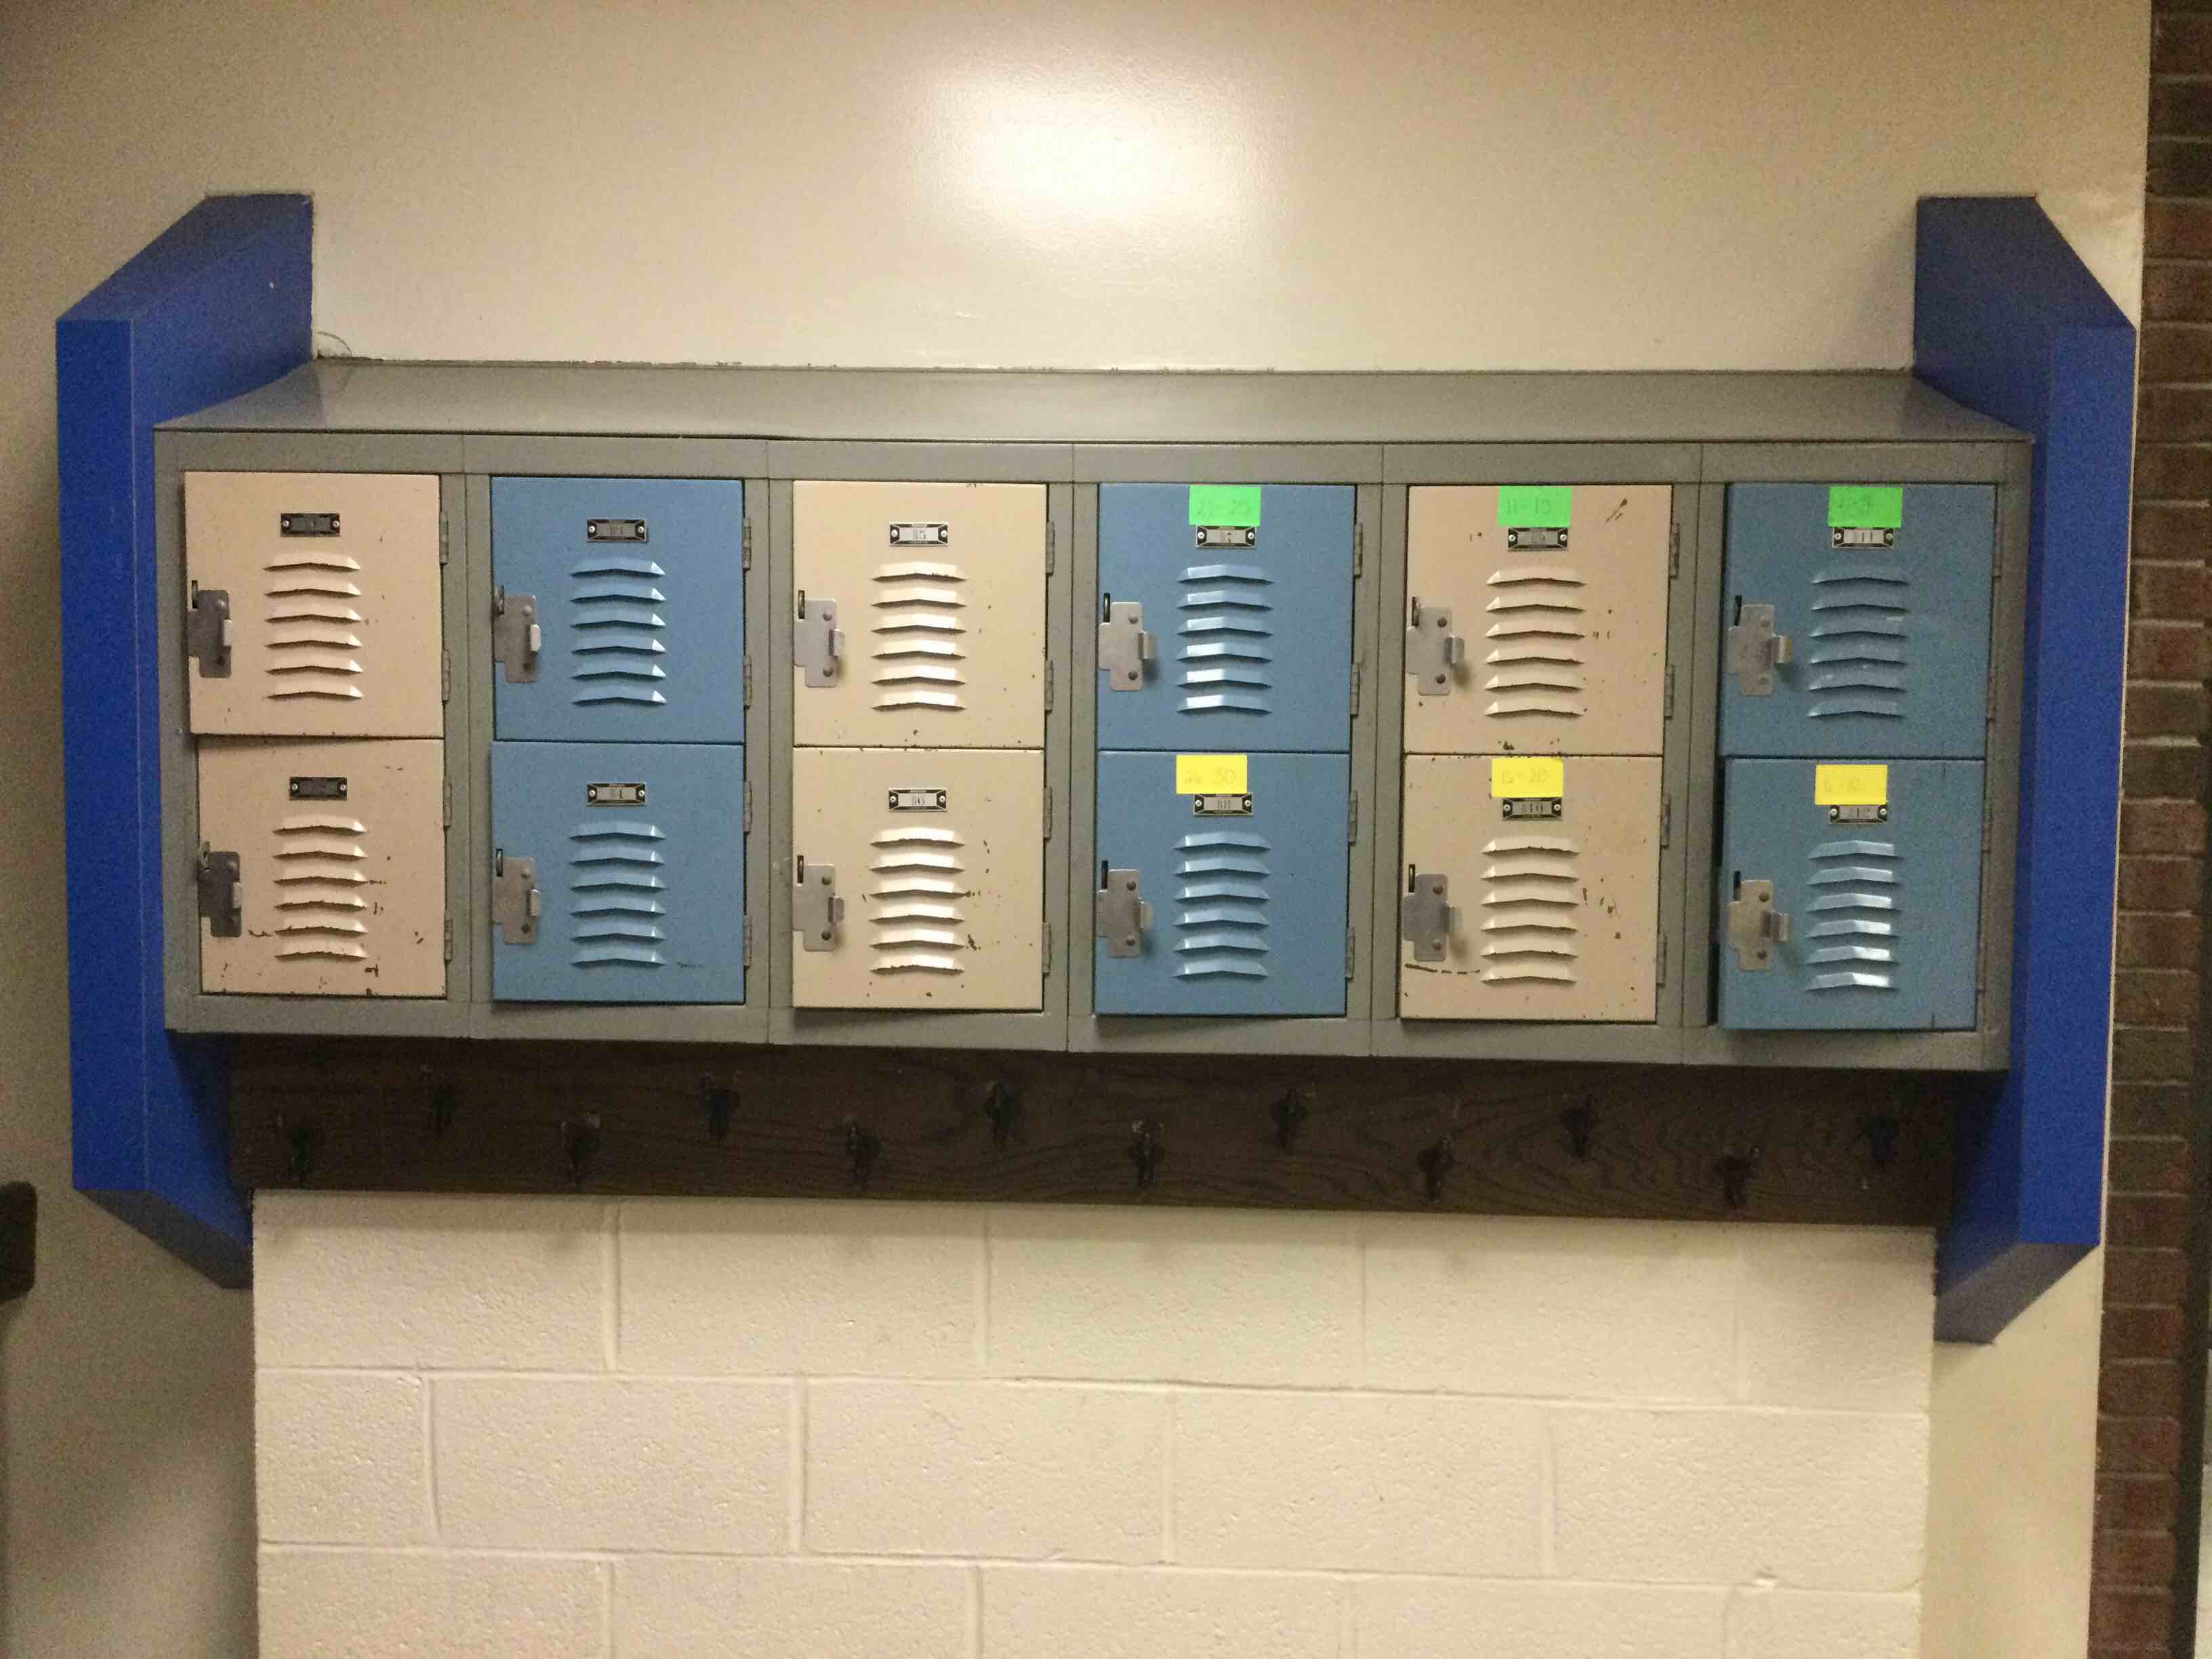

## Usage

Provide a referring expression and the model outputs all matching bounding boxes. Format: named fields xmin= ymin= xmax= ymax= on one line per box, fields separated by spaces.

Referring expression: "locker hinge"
xmin=492 ymin=587 xmax=541 ymax=682
xmin=743 ymin=517 xmax=754 ymax=571
xmin=1044 ymin=658 xmax=1055 ymax=712
xmin=743 ymin=780 xmax=754 ymax=834
xmin=443 ymin=915 xmax=454 ymax=963
xmin=1345 ymin=925 xmax=1357 ymax=981
xmin=443 ymin=776 xmax=453 ymax=829
xmin=439 ymin=511 xmax=451 ymax=567
xmin=1043 ymin=920 xmax=1053 ymax=974
xmin=1350 ymin=653 xmax=1363 ymax=717
xmin=1043 ymin=785 xmax=1053 ymax=838
xmin=1354 ymin=521 xmax=1365 ymax=577
xmin=1656 ymin=930 xmax=1667 ymax=988
xmin=743 ymin=652 xmax=754 ymax=708
xmin=1660 ymin=792 xmax=1671 ymax=848
xmin=1046 ymin=519 xmax=1056 ymax=573
xmin=1668 ymin=520 xmax=1681 ymax=579
xmin=185 ymin=583 xmax=233 ymax=678
xmin=1348 ymin=790 xmax=1359 ymax=844
xmin=441 ymin=649 xmax=451 ymax=704
xmin=195 ymin=844 xmax=242 ymax=938
xmin=743 ymin=917 xmax=754 ymax=968
xmin=1664 ymin=664 xmax=1676 ymax=720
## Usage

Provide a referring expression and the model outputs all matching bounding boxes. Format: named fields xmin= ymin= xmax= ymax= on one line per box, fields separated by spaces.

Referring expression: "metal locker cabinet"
xmin=1097 ymin=484 xmax=1355 ymax=754
xmin=1717 ymin=758 xmax=1984 ymax=1031
xmin=1396 ymin=754 xmax=1662 ymax=1023
xmin=1402 ymin=485 xmax=1671 ymax=758
xmin=1719 ymin=483 xmax=1996 ymax=758
xmin=792 ymin=482 xmax=1046 ymax=749
xmin=489 ymin=741 xmax=745 ymax=1005
xmin=195 ymin=737 xmax=446 ymax=997
xmin=491 ymin=476 xmax=746 ymax=746
xmin=790 ymin=747 xmax=1044 ymax=1011
xmin=184 ymin=472 xmax=443 ymax=737
xmin=1092 ymin=750 xmax=1351 ymax=1017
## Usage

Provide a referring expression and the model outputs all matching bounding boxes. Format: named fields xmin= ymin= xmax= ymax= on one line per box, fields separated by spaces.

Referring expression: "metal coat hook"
xmin=844 ymin=1120 xmax=881 ymax=1192
xmin=1717 ymin=1147 xmax=1762 ymax=1210
xmin=1859 ymin=1115 xmax=1900 ymax=1172
xmin=1417 ymin=1134 xmax=1454 ymax=1204
xmin=1270 ymin=1090 xmax=1309 ymax=1153
xmin=280 ymin=1115 xmax=323 ymax=1185
xmin=562 ymin=1114 xmax=601 ymax=1187
xmin=1562 ymin=1103 xmax=1595 ymax=1161
xmin=1129 ymin=1120 xmax=1164 ymax=1191
xmin=703 ymin=1081 xmax=737 ymax=1145
xmin=429 ymin=1081 xmax=459 ymax=1141
xmin=982 ymin=1082 xmax=1021 ymax=1151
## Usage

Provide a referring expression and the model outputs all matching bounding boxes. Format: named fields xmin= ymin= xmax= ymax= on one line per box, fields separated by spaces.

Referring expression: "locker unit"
xmin=184 ymin=471 xmax=443 ymax=737
xmin=489 ymin=740 xmax=745 ymax=1004
xmin=1397 ymin=754 xmax=1662 ymax=1023
xmin=491 ymin=476 xmax=747 ymax=745
xmin=1097 ymin=484 xmax=1355 ymax=753
xmin=1403 ymin=485 xmax=1672 ymax=758
xmin=1092 ymin=750 xmax=1351 ymax=1017
xmin=789 ymin=747 xmax=1044 ymax=1011
xmin=195 ymin=737 xmax=447 ymax=998
xmin=1717 ymin=758 xmax=1984 ymax=1031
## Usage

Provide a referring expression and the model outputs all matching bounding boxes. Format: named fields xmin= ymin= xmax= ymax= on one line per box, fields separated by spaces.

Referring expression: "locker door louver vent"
xmin=264 ymin=552 xmax=366 ymax=703
xmin=1177 ymin=562 xmax=1272 ymax=716
xmin=871 ymin=561 xmax=967 ymax=712
xmin=1478 ymin=833 xmax=1579 ymax=983
xmin=271 ymin=813 xmax=371 ymax=960
xmin=867 ymin=825 xmax=969 ymax=974
xmin=567 ymin=819 xmax=667 ymax=968
xmin=570 ymin=557 xmax=669 ymax=708
xmin=1805 ymin=563 xmax=1907 ymax=721
xmin=1174 ymin=830 xmax=1271 ymax=979
xmin=1483 ymin=566 xmax=1586 ymax=718
xmin=1804 ymin=836 xmax=1898 ymax=991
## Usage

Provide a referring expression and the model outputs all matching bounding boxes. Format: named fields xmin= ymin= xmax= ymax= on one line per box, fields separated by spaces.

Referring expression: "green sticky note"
xmin=1498 ymin=485 xmax=1572 ymax=527
xmin=1828 ymin=485 xmax=1904 ymax=529
xmin=1189 ymin=485 xmax=1263 ymax=527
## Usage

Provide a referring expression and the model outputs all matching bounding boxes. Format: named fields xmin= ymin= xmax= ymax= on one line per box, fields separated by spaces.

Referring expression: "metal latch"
xmin=1405 ymin=599 xmax=1465 ymax=697
xmin=1400 ymin=872 xmax=1455 ymax=962
xmin=795 ymin=593 xmax=843 ymax=687
xmin=491 ymin=852 xmax=541 ymax=945
xmin=1096 ymin=867 xmax=1151 ymax=957
xmin=196 ymin=844 xmax=241 ymax=937
xmin=186 ymin=585 xmax=232 ymax=678
xmin=1099 ymin=600 xmax=1154 ymax=691
xmin=1727 ymin=602 xmax=1793 ymax=695
xmin=1727 ymin=878 xmax=1790 ymax=970
xmin=492 ymin=587 xmax=541 ymax=684
xmin=794 ymin=859 xmax=844 ymax=950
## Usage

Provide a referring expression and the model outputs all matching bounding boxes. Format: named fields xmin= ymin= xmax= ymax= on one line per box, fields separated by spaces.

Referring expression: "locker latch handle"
xmin=1399 ymin=871 xmax=1456 ymax=962
xmin=796 ymin=593 xmax=844 ymax=687
xmin=492 ymin=587 xmax=541 ymax=684
xmin=195 ymin=844 xmax=242 ymax=938
xmin=491 ymin=851 xmax=541 ymax=945
xmin=186 ymin=584 xmax=233 ymax=679
xmin=1098 ymin=601 xmax=1154 ymax=691
xmin=1727 ymin=878 xmax=1791 ymax=971
xmin=1405 ymin=599 xmax=1465 ymax=697
xmin=794 ymin=860 xmax=844 ymax=950
xmin=1096 ymin=867 xmax=1152 ymax=957
xmin=1726 ymin=602 xmax=1793 ymax=696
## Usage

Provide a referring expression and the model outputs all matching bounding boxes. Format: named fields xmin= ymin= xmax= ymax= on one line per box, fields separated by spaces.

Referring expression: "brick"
xmin=2104 ymin=1247 xmax=2192 ymax=1305
xmin=253 ymin=1192 xmax=609 ymax=1371
xmin=2131 ymin=562 xmax=2211 ymax=623
xmin=2150 ymin=142 xmax=2212 ymax=201
xmin=2150 ymin=201 xmax=2212 ymax=261
xmin=1361 ymin=1216 xmax=1734 ymax=1401
xmin=2144 ymin=323 xmax=2212 ymax=384
xmin=2155 ymin=14 xmax=2212 ymax=77
xmin=2131 ymin=504 xmax=2208 ymax=561
xmin=1553 ymin=1408 xmax=1926 ymax=1591
xmin=2121 ymin=798 xmax=2207 ymax=855
xmin=255 ymin=1370 xmax=428 ymax=1546
xmin=2108 ymin=1136 xmax=2190 ymax=1194
xmin=619 ymin=1200 xmax=980 ymax=1376
xmin=2094 ymin=1528 xmax=2180 ymax=1586
xmin=2135 ymin=443 xmax=2212 ymax=499
xmin=259 ymin=1549 xmax=605 ymax=1659
xmin=2112 ymin=1025 xmax=2196 ymax=1082
xmin=2123 ymin=684 xmax=2209 ymax=740
xmin=989 ymin=1209 xmax=1359 ymax=1387
xmin=985 ymin=1568 xmax=1340 ymax=1659
xmin=2123 ymin=739 xmax=2208 ymax=802
xmin=2097 ymin=1474 xmax=2182 ymax=1532
xmin=1173 ymin=1391 xmax=1543 ymax=1574
xmin=1734 ymin=1228 xmax=1933 ymax=1412
xmin=2145 ymin=262 xmax=2212 ymax=321
xmin=1355 ymin=1578 xmax=1725 ymax=1659
xmin=2113 ymin=969 xmax=2200 ymax=1025
xmin=2118 ymin=857 xmax=2203 ymax=913
xmin=2108 ymin=1195 xmax=2191 ymax=1250
xmin=808 ymin=1381 xmax=1164 ymax=1561
xmin=2142 ymin=383 xmax=2212 ymax=440
xmin=2097 ymin=1416 xmax=2184 ymax=1475
xmin=2156 ymin=80 xmax=2212 ymax=144
xmin=2116 ymin=911 xmax=2203 ymax=968
xmin=2089 ymin=1586 xmax=2172 ymax=1646
xmin=615 ymin=1558 xmax=969 ymax=1659
xmin=2111 ymin=1081 xmax=2196 ymax=1136
xmin=1723 ymin=1588 xmax=1919 ymax=1658
xmin=2104 ymin=1302 xmax=2188 ymax=1360
xmin=2100 ymin=1359 xmax=2185 ymax=1418
xmin=2130 ymin=623 xmax=2212 ymax=683
xmin=434 ymin=1376 xmax=789 ymax=1551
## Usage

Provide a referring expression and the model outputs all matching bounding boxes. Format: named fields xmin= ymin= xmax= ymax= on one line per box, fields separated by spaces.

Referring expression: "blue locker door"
xmin=1097 ymin=485 xmax=1355 ymax=753
xmin=1717 ymin=758 xmax=1984 ymax=1031
xmin=491 ymin=740 xmax=745 ymax=1004
xmin=1093 ymin=750 xmax=1349 ymax=1017
xmin=1719 ymin=484 xmax=1994 ymax=759
xmin=493 ymin=477 xmax=745 ymax=745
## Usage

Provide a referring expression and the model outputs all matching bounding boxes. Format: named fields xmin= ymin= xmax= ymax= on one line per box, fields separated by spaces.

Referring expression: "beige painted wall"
xmin=0 ymin=1 xmax=2147 ymax=1654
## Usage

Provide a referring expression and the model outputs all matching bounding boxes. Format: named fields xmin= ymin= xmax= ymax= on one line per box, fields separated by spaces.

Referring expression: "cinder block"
xmin=1174 ymin=1391 xmax=1544 ymax=1574
xmin=989 ymin=1209 xmax=1359 ymax=1387
xmin=1736 ymin=1229 xmax=1933 ymax=1411
xmin=1725 ymin=1588 xmax=1920 ymax=1658
xmin=258 ymin=1549 xmax=605 ymax=1659
xmin=1353 ymin=1578 xmax=1725 ymax=1659
xmin=808 ymin=1381 xmax=1166 ymax=1561
xmin=1553 ymin=1408 xmax=1927 ymax=1590
xmin=256 ymin=1370 xmax=430 ymax=1544
xmin=1363 ymin=1217 xmax=1734 ymax=1400
xmin=435 ymin=1376 xmax=789 ymax=1551
xmin=616 ymin=1557 xmax=970 ymax=1659
xmin=620 ymin=1200 xmax=982 ymax=1376
xmin=982 ymin=1566 xmax=1339 ymax=1659
xmin=255 ymin=1193 xmax=609 ymax=1370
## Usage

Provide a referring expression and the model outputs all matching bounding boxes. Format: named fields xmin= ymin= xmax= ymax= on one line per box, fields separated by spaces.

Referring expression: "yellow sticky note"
xmin=1815 ymin=764 xmax=1889 ymax=806
xmin=1490 ymin=756 xmax=1565 ymax=798
xmin=1176 ymin=753 xmax=1248 ymax=794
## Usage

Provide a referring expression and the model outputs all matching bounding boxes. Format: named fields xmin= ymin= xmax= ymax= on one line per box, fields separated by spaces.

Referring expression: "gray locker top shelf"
xmin=163 ymin=363 xmax=2024 ymax=447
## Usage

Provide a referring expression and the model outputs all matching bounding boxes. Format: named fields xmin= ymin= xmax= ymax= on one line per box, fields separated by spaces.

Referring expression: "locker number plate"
xmin=586 ymin=518 xmax=649 ymax=543
xmin=279 ymin=512 xmax=340 ymax=537
xmin=1191 ymin=794 xmax=1253 ymax=817
xmin=888 ymin=789 xmax=949 ymax=811
xmin=287 ymin=775 xmax=349 ymax=800
xmin=889 ymin=523 xmax=949 ymax=546
xmin=586 ymin=782 xmax=647 ymax=806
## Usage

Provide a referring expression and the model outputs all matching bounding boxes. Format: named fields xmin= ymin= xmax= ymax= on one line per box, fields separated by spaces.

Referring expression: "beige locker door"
xmin=1397 ymin=754 xmax=1660 ymax=1022
xmin=185 ymin=472 xmax=443 ymax=738
xmin=790 ymin=747 xmax=1044 ymax=1010
xmin=792 ymin=482 xmax=1046 ymax=749
xmin=197 ymin=737 xmax=447 ymax=998
xmin=1403 ymin=485 xmax=1671 ymax=757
